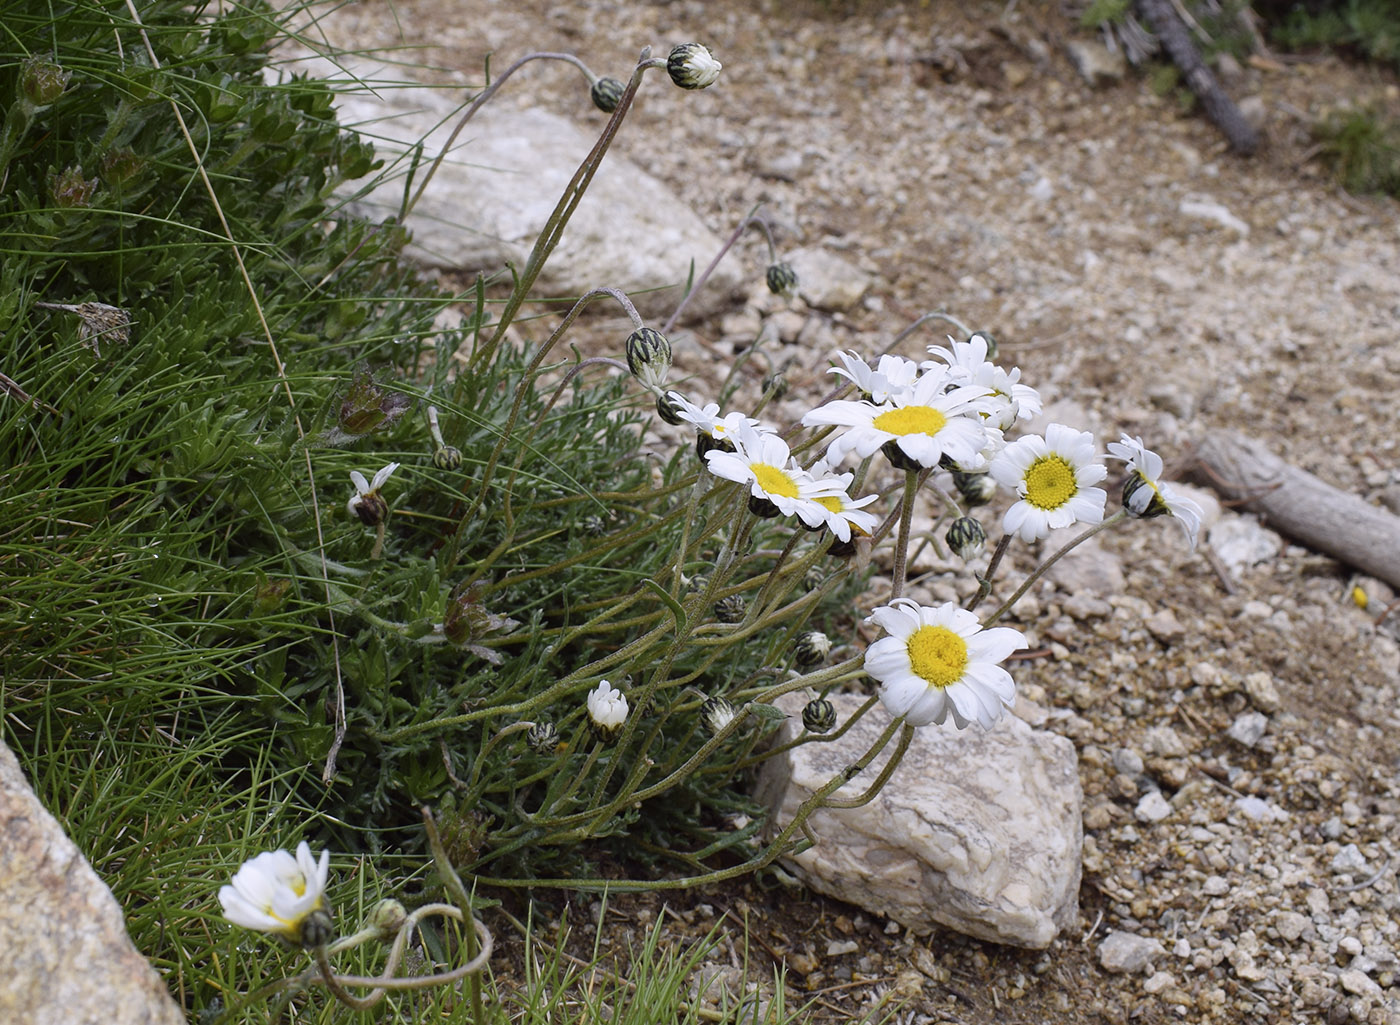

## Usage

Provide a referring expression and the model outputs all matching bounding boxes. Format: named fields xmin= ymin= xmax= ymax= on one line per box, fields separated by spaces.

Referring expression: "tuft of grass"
xmin=1312 ymin=105 xmax=1400 ymax=195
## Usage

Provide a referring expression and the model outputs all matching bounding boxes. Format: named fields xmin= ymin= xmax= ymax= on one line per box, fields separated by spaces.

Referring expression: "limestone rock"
xmin=756 ymin=695 xmax=1082 ymax=949
xmin=1065 ymin=40 xmax=1126 ymax=89
xmin=1098 ymin=930 xmax=1165 ymax=974
xmin=296 ymin=57 xmax=741 ymax=320
xmin=0 ymin=739 xmax=185 ymax=1025
xmin=785 ymin=246 xmax=873 ymax=312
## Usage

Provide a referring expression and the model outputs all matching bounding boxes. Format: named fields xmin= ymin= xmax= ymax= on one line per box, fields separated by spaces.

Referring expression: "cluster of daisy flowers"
xmin=632 ymin=324 xmax=1203 ymax=735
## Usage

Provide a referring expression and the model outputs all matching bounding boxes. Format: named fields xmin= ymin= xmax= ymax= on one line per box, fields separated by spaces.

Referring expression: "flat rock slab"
xmin=298 ymin=56 xmax=742 ymax=320
xmin=757 ymin=694 xmax=1082 ymax=949
xmin=0 ymin=739 xmax=184 ymax=1025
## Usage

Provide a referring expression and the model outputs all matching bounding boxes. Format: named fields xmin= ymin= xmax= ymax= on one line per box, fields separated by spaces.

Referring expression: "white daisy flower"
xmin=587 ymin=679 xmax=629 ymax=736
xmin=1106 ymin=435 xmax=1204 ymax=548
xmin=704 ymin=426 xmax=844 ymax=523
xmin=219 ymin=842 xmax=332 ymax=944
xmin=864 ymin=599 xmax=1025 ymax=729
xmin=347 ymin=462 xmax=399 ymax=526
xmin=667 ymin=393 xmax=764 ymax=455
xmin=923 ymin=334 xmax=1041 ymax=432
xmin=803 ymin=367 xmax=993 ymax=469
xmin=804 ymin=458 xmax=880 ymax=542
xmin=989 ymin=424 xmax=1107 ymax=542
xmin=827 ymin=351 xmax=921 ymax=404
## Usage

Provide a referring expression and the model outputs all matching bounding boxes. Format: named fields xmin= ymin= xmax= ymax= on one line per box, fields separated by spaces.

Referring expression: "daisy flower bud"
xmin=526 ymin=720 xmax=561 ymax=755
xmin=219 ymin=841 xmax=333 ymax=947
xmin=581 ymin=513 xmax=607 ymax=536
xmin=432 ymin=445 xmax=463 ymax=471
xmin=368 ymin=898 xmax=408 ymax=939
xmin=347 ymin=462 xmax=399 ymax=526
xmin=952 ymin=468 xmax=997 ymax=507
xmin=945 ymin=516 xmax=987 ymax=561
xmin=666 ymin=43 xmax=722 ymax=90
xmin=590 ymin=76 xmax=626 ymax=113
xmin=655 ymin=390 xmax=686 ymax=426
xmin=766 ymin=262 xmax=798 ymax=297
xmin=684 ymin=573 xmax=710 ymax=595
xmin=21 ymin=56 xmax=70 ymax=107
xmin=713 ymin=594 xmax=747 ymax=623
xmin=793 ymin=631 xmax=831 ymax=669
xmin=701 ymin=696 xmax=737 ymax=734
xmin=801 ymin=698 xmax=837 ymax=734
xmin=587 ymin=680 xmax=628 ymax=738
xmin=625 ymin=326 xmax=672 ymax=390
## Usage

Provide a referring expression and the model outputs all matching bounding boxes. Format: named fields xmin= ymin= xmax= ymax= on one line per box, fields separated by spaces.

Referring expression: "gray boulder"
xmin=0 ymin=739 xmax=185 ymax=1025
xmin=757 ymin=694 xmax=1082 ymax=948
xmin=311 ymin=58 xmax=742 ymax=320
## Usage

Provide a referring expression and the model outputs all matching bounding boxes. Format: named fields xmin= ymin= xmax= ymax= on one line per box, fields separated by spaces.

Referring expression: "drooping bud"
xmin=526 ymin=721 xmax=561 ymax=755
xmin=713 ymin=594 xmax=747 ymax=624
xmin=625 ymin=326 xmax=671 ymax=390
xmin=1122 ymin=473 xmax=1169 ymax=519
xmin=368 ymin=899 xmax=408 ymax=939
xmin=747 ymin=494 xmax=781 ymax=519
xmin=945 ymin=516 xmax=987 ymax=561
xmin=701 ymin=696 xmax=737 ymax=734
xmin=801 ymin=698 xmax=837 ymax=734
xmin=793 ymin=631 xmax=831 ymax=669
xmin=952 ymin=468 xmax=997 ymax=507
xmin=590 ymin=76 xmax=626 ymax=113
xmin=666 ymin=43 xmax=722 ymax=90
xmin=655 ymin=390 xmax=685 ymax=425
xmin=761 ymin=362 xmax=790 ymax=399
xmin=880 ymin=439 xmax=923 ymax=471
xmin=432 ymin=445 xmax=463 ymax=472
xmin=765 ymin=262 xmax=798 ymax=297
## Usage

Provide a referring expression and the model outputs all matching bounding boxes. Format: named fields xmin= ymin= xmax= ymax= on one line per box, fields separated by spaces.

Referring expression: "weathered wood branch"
xmin=1133 ymin=0 xmax=1260 ymax=155
xmin=1192 ymin=434 xmax=1400 ymax=590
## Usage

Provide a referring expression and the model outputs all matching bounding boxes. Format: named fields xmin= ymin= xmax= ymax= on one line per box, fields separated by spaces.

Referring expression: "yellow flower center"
xmin=906 ymin=625 xmax=968 ymax=688
xmin=872 ymin=405 xmax=947 ymax=437
xmin=751 ymin=463 xmax=800 ymax=499
xmin=815 ymin=495 xmax=844 ymax=513
xmin=1024 ymin=455 xmax=1077 ymax=510
xmin=290 ymin=873 xmax=307 ymax=898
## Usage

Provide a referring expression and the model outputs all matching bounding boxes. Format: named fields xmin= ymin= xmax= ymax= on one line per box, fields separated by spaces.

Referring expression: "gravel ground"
xmin=299 ymin=1 xmax=1400 ymax=1021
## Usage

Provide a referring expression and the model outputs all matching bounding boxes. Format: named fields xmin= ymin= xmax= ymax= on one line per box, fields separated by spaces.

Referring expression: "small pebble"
xmin=1202 ymin=875 xmax=1230 ymax=896
xmin=826 ymin=939 xmax=858 ymax=957
xmin=1099 ymin=931 xmax=1165 ymax=974
xmin=1275 ymin=911 xmax=1308 ymax=942
xmin=1330 ymin=844 xmax=1370 ymax=875
xmin=1143 ymin=971 xmax=1175 ymax=994
xmin=1227 ymin=711 xmax=1269 ymax=747
xmin=1135 ymin=790 xmax=1172 ymax=823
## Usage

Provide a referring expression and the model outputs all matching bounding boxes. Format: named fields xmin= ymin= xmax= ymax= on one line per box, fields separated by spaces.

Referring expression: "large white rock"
xmin=756 ymin=694 xmax=1081 ymax=949
xmin=0 ymin=739 xmax=185 ymax=1025
xmin=311 ymin=58 xmax=742 ymax=319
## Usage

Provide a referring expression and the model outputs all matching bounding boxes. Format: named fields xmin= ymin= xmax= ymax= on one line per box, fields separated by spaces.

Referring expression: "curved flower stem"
xmin=965 ymin=532 xmax=1013 ymax=613
xmin=670 ymin=471 xmax=713 ymax=594
xmin=403 ymin=51 xmax=602 ymax=221
xmin=467 ymin=721 xmax=535 ymax=794
xmin=662 ymin=205 xmax=770 ymax=335
xmin=891 ymin=309 xmax=971 ymax=348
xmin=889 ymin=470 xmax=921 ymax=599
xmin=734 ymin=695 xmax=880 ymax=768
xmin=469 ymin=51 xmax=664 ymax=374
xmin=982 ymin=510 xmax=1128 ymax=626
xmin=822 ymin=723 xmax=914 ymax=808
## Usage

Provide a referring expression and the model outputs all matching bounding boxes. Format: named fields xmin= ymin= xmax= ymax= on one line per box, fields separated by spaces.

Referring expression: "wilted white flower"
xmin=989 ymin=424 xmax=1107 ymax=542
xmin=864 ymin=599 xmax=1025 ymax=729
xmin=827 ymin=351 xmax=920 ymax=404
xmin=347 ymin=462 xmax=399 ymax=526
xmin=587 ymin=679 xmax=629 ymax=736
xmin=1106 ymin=435 xmax=1204 ymax=547
xmin=219 ymin=842 xmax=331 ymax=945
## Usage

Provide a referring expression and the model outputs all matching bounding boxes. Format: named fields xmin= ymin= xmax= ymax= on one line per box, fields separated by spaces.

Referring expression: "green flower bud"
xmin=713 ymin=594 xmax=747 ymax=624
xmin=625 ymin=326 xmax=671 ymax=387
xmin=48 ymin=166 xmax=98 ymax=208
xmin=655 ymin=390 xmax=685 ymax=426
xmin=432 ymin=445 xmax=463 ymax=472
xmin=368 ymin=898 xmax=407 ymax=938
xmin=1122 ymin=473 xmax=1170 ymax=519
xmin=802 ymin=698 xmax=837 ymax=734
xmin=590 ymin=76 xmax=626 ymax=113
xmin=667 ymin=43 xmax=722 ymax=90
xmin=685 ymin=573 xmax=709 ymax=595
xmin=766 ymin=262 xmax=798 ymax=297
xmin=793 ymin=631 xmax=831 ymax=669
xmin=747 ymin=494 xmax=781 ymax=519
xmin=100 ymin=148 xmax=147 ymax=188
xmin=945 ymin=516 xmax=987 ymax=561
xmin=581 ymin=513 xmax=607 ymax=536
